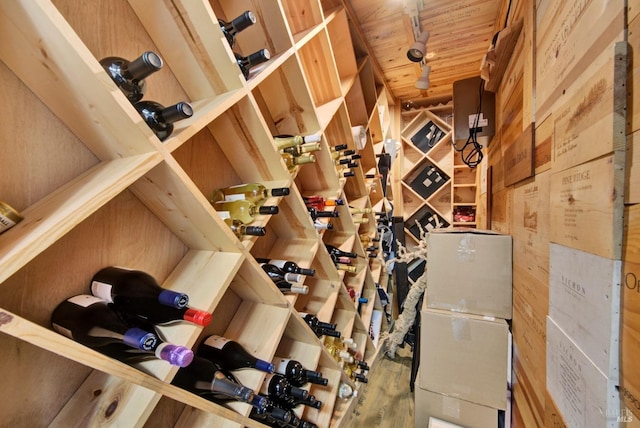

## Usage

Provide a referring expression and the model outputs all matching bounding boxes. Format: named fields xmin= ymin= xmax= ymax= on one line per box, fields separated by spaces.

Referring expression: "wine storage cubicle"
xmin=0 ymin=0 xmax=392 ymax=426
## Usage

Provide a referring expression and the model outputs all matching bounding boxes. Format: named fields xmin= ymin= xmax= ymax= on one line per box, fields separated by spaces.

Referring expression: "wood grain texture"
xmin=503 ymin=123 xmax=534 ymax=187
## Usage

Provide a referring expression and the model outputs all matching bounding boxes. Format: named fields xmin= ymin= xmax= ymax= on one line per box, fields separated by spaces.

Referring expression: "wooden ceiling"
xmin=344 ymin=0 xmax=503 ymax=108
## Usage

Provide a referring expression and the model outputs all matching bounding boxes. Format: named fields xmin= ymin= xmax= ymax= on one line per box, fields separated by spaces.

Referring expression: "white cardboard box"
xmin=546 ymin=316 xmax=620 ymax=427
xmin=426 ymin=228 xmax=513 ymax=319
xmin=549 ymin=243 xmax=620 ymax=379
xmin=414 ymin=379 xmax=498 ymax=428
xmin=420 ymin=308 xmax=509 ymax=410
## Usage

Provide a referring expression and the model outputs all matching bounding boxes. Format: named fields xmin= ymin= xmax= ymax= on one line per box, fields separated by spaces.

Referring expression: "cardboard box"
xmin=414 ymin=380 xmax=498 ymax=428
xmin=426 ymin=228 xmax=513 ymax=319
xmin=420 ymin=308 xmax=509 ymax=409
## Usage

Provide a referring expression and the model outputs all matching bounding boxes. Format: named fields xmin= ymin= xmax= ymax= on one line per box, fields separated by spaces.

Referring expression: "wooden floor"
xmin=350 ymin=344 xmax=415 ymax=427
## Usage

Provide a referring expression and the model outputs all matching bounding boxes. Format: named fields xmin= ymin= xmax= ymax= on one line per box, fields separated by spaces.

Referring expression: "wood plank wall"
xmin=486 ymin=0 xmax=635 ymax=425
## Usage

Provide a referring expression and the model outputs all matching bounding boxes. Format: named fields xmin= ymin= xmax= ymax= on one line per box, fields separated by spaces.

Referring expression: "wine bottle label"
xmin=422 ymin=177 xmax=433 ymax=187
xmin=273 ymin=358 xmax=291 ymax=375
xmin=217 ymin=211 xmax=231 ymax=220
xmin=51 ymin=323 xmax=74 ymax=339
xmin=203 ymin=335 xmax=229 ymax=349
xmin=224 ymin=194 xmax=246 ymax=201
xmin=68 ymin=294 xmax=103 ymax=307
xmin=90 ymin=281 xmax=114 ymax=303
xmin=0 ymin=201 xmax=22 ymax=233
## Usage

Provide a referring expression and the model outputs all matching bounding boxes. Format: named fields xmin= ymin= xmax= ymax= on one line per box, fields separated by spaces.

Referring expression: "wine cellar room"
xmin=0 ymin=0 xmax=637 ymax=427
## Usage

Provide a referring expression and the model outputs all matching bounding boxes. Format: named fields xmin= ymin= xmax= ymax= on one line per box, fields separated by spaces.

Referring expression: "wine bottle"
xmin=224 ymin=218 xmax=266 ymax=238
xmin=325 ymin=244 xmax=357 ymax=259
xmin=100 ymin=51 xmax=163 ymax=102
xmin=97 ymin=340 xmax=194 ymax=367
xmin=51 ymin=295 xmax=161 ymax=353
xmin=282 ymin=152 xmax=316 ymax=171
xmin=275 ymin=280 xmax=309 ymax=295
xmin=281 ymin=142 xmax=322 ymax=157
xmin=0 ymin=200 xmax=23 ymax=235
xmin=134 ymin=100 xmax=193 ymax=141
xmin=90 ymin=268 xmax=211 ymax=326
xmin=219 ymin=11 xmax=256 ymax=48
xmin=349 ymin=207 xmax=372 ymax=214
xmin=90 ymin=266 xmax=188 ymax=309
xmin=314 ymin=220 xmax=333 ymax=231
xmin=172 ymin=356 xmax=267 ymax=410
xmin=272 ymin=357 xmax=328 ymax=387
xmin=260 ymin=373 xmax=309 ymax=402
xmin=260 ymin=263 xmax=303 ymax=284
xmin=274 ymin=134 xmax=322 ymax=150
xmin=249 ymin=396 xmax=293 ymax=426
xmin=210 ymin=183 xmax=290 ymax=205
xmin=302 ymin=196 xmax=344 ymax=211
xmin=342 ymin=171 xmax=355 ymax=178
xmin=198 ymin=335 xmax=275 ymax=373
xmin=307 ymin=207 xmax=339 ymax=221
xmin=255 ymin=259 xmax=315 ymax=277
xmin=278 ymin=393 xmax=322 ymax=410
xmin=299 ymin=313 xmax=336 ymax=331
xmin=236 ymin=48 xmax=271 ymax=80
xmin=337 ymin=382 xmax=357 ymax=399
xmin=213 ymin=199 xmax=279 ymax=224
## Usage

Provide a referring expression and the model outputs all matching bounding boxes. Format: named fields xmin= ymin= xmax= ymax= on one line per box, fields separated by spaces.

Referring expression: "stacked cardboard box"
xmin=415 ymin=229 xmax=513 ymax=428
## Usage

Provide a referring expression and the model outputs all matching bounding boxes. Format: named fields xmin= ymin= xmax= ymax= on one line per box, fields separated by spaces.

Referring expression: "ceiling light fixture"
xmin=407 ymin=31 xmax=430 ymax=62
xmin=415 ymin=65 xmax=431 ymax=90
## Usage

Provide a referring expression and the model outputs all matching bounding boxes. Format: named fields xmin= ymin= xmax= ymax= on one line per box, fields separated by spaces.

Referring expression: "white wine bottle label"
xmin=204 ymin=335 xmax=229 ymax=350
xmin=68 ymin=294 xmax=103 ymax=308
xmin=52 ymin=323 xmax=74 ymax=339
xmin=224 ymin=194 xmax=246 ymax=201
xmin=268 ymin=259 xmax=286 ymax=269
xmin=217 ymin=211 xmax=231 ymax=220
xmin=91 ymin=281 xmax=114 ymax=303
xmin=0 ymin=213 xmax=17 ymax=232
xmin=273 ymin=358 xmax=290 ymax=374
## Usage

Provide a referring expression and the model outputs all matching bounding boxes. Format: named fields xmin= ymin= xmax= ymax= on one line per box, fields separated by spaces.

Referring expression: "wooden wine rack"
xmin=0 ymin=0 xmax=393 ymax=427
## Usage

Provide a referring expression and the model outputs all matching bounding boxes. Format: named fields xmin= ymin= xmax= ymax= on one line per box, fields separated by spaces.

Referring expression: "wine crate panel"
xmin=546 ymin=316 xmax=619 ymax=427
xmin=512 ymin=290 xmax=546 ymax=426
xmin=627 ymin=130 xmax=640 ymax=205
xmin=549 ymin=154 xmax=623 ymax=259
xmin=622 ymin=260 xmax=640 ymax=419
xmin=512 ymin=171 xmax=550 ymax=320
xmin=535 ymin=0 xmax=624 ymax=119
xmin=551 ymin=42 xmax=627 ymax=173
xmin=208 ymin=0 xmax=292 ymax=57
xmin=549 ymin=243 xmax=621 ymax=378
xmin=625 ymin=204 xmax=640 ymax=265
xmin=512 ymin=365 xmax=544 ymax=428
xmin=629 ymin=12 xmax=640 ymax=135
xmin=490 ymin=186 xmax=513 ymax=235
xmin=252 ymin=55 xmax=320 ymax=137
xmin=534 ymin=114 xmax=553 ymax=173
xmin=503 ymin=124 xmax=534 ymax=187
xmin=297 ymin=31 xmax=341 ymax=107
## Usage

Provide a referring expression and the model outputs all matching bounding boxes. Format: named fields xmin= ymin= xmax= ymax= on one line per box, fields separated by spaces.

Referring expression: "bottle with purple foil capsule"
xmin=51 ymin=295 xmax=158 ymax=352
